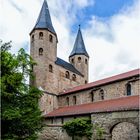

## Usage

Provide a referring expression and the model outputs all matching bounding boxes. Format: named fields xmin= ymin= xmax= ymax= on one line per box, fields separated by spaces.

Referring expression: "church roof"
xmin=55 ymin=57 xmax=83 ymax=76
xmin=60 ymin=69 xmax=140 ymax=95
xmin=45 ymin=95 xmax=139 ymax=117
xmin=31 ymin=0 xmax=56 ymax=35
xmin=69 ymin=27 xmax=89 ymax=58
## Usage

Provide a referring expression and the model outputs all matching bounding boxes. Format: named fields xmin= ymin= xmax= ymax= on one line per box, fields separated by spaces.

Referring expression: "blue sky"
xmin=0 ymin=0 xmax=140 ymax=82
xmin=71 ymin=0 xmax=135 ymax=31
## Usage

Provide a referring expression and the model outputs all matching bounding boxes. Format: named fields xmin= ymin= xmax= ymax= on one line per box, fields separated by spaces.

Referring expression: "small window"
xmin=91 ymin=91 xmax=94 ymax=102
xmin=73 ymin=96 xmax=76 ymax=105
xmin=39 ymin=32 xmax=43 ymax=39
xmin=72 ymin=74 xmax=76 ymax=81
xmin=32 ymin=35 xmax=34 ymax=42
xmin=85 ymin=80 xmax=87 ymax=84
xmin=65 ymin=71 xmax=70 ymax=79
xmin=49 ymin=34 xmax=53 ymax=42
xmin=85 ymin=59 xmax=87 ymax=64
xmin=78 ymin=57 xmax=81 ymax=63
xmin=66 ymin=97 xmax=69 ymax=106
xmin=71 ymin=58 xmax=74 ymax=64
xmin=49 ymin=64 xmax=53 ymax=73
xmin=126 ymin=83 xmax=131 ymax=96
xmin=100 ymin=89 xmax=104 ymax=100
xmin=39 ymin=48 xmax=43 ymax=55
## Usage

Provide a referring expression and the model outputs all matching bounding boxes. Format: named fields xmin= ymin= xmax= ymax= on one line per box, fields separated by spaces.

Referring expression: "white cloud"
xmin=83 ymin=0 xmax=140 ymax=81
xmin=0 ymin=0 xmax=140 ymax=82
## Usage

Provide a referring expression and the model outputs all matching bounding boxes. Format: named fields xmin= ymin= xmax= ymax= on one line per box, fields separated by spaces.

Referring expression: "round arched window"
xmin=39 ymin=48 xmax=43 ymax=55
xmin=100 ymin=89 xmax=104 ymax=100
xmin=49 ymin=34 xmax=53 ymax=42
xmin=32 ymin=35 xmax=34 ymax=42
xmin=65 ymin=71 xmax=70 ymax=79
xmin=71 ymin=58 xmax=74 ymax=64
xmin=72 ymin=74 xmax=76 ymax=81
xmin=49 ymin=64 xmax=53 ymax=72
xmin=126 ymin=83 xmax=131 ymax=96
xmin=39 ymin=32 xmax=43 ymax=39
xmin=78 ymin=57 xmax=81 ymax=63
xmin=85 ymin=59 xmax=87 ymax=64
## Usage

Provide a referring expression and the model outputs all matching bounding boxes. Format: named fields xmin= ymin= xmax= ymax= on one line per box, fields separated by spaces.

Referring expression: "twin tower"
xmin=30 ymin=0 xmax=89 ymax=96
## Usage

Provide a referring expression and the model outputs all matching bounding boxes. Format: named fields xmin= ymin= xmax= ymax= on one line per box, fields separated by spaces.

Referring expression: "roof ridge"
xmin=45 ymin=95 xmax=139 ymax=117
xmin=56 ymin=95 xmax=139 ymax=110
xmin=60 ymin=68 xmax=139 ymax=95
xmin=55 ymin=57 xmax=83 ymax=76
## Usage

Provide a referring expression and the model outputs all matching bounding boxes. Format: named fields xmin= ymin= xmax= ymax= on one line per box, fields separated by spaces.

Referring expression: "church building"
xmin=30 ymin=1 xmax=139 ymax=140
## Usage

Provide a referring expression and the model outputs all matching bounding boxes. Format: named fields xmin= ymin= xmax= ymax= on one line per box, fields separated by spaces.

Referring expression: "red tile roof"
xmin=60 ymin=69 xmax=140 ymax=95
xmin=45 ymin=95 xmax=139 ymax=118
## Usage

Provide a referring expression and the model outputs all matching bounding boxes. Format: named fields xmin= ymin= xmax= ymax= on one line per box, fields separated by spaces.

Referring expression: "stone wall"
xmin=38 ymin=125 xmax=71 ymax=140
xmin=112 ymin=122 xmax=138 ymax=140
xmin=58 ymin=77 xmax=139 ymax=107
xmin=91 ymin=110 xmax=139 ymax=140
xmin=39 ymin=110 xmax=139 ymax=140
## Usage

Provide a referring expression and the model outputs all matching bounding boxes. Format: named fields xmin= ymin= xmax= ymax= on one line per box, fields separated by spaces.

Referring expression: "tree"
xmin=63 ymin=118 xmax=93 ymax=140
xmin=1 ymin=41 xmax=44 ymax=140
xmin=63 ymin=118 xmax=104 ymax=140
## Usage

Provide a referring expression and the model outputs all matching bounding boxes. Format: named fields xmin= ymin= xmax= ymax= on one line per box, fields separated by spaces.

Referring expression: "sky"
xmin=0 ymin=0 xmax=140 ymax=82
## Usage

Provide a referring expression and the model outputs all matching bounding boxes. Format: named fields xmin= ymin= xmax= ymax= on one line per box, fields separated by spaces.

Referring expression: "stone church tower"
xmin=69 ymin=26 xmax=89 ymax=83
xmin=30 ymin=0 xmax=58 ymax=92
xmin=29 ymin=0 xmax=89 ymax=113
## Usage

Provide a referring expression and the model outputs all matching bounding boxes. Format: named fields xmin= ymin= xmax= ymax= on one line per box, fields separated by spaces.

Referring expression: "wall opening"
xmin=73 ymin=96 xmax=77 ymax=105
xmin=39 ymin=48 xmax=43 ymax=55
xmin=91 ymin=91 xmax=94 ymax=102
xmin=78 ymin=57 xmax=81 ymax=63
xmin=85 ymin=59 xmax=87 ymax=64
xmin=49 ymin=64 xmax=53 ymax=73
xmin=49 ymin=34 xmax=53 ymax=42
xmin=100 ymin=89 xmax=104 ymax=100
xmin=72 ymin=74 xmax=76 ymax=81
xmin=32 ymin=35 xmax=34 ymax=42
xmin=39 ymin=32 xmax=43 ymax=39
xmin=65 ymin=71 xmax=70 ymax=79
xmin=126 ymin=83 xmax=131 ymax=96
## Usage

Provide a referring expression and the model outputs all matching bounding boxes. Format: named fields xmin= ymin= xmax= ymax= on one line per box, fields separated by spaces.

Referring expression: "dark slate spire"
xmin=31 ymin=0 xmax=56 ymax=34
xmin=69 ymin=26 xmax=89 ymax=58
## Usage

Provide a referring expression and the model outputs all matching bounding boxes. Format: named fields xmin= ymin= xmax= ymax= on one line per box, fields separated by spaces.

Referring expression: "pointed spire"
xmin=69 ymin=26 xmax=89 ymax=58
xmin=31 ymin=0 xmax=56 ymax=34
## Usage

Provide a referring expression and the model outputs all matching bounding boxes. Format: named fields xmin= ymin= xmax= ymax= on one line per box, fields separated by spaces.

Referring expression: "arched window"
xmin=91 ymin=91 xmax=94 ymax=102
xmin=85 ymin=59 xmax=87 ymax=64
xmin=39 ymin=48 xmax=43 ymax=55
xmin=71 ymin=58 xmax=74 ymax=64
xmin=49 ymin=34 xmax=53 ymax=42
xmin=72 ymin=74 xmax=76 ymax=81
xmin=49 ymin=64 xmax=53 ymax=73
xmin=39 ymin=32 xmax=43 ymax=39
xmin=85 ymin=80 xmax=87 ymax=84
xmin=73 ymin=96 xmax=76 ymax=105
xmin=32 ymin=35 xmax=34 ymax=42
xmin=66 ymin=97 xmax=69 ymax=106
xmin=126 ymin=83 xmax=131 ymax=96
xmin=65 ymin=71 xmax=70 ymax=79
xmin=78 ymin=57 xmax=81 ymax=63
xmin=100 ymin=89 xmax=104 ymax=100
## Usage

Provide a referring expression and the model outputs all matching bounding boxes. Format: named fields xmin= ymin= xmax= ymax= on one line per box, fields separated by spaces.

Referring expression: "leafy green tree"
xmin=1 ymin=41 xmax=44 ymax=140
xmin=63 ymin=118 xmax=93 ymax=140
xmin=63 ymin=118 xmax=105 ymax=140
